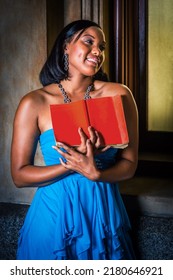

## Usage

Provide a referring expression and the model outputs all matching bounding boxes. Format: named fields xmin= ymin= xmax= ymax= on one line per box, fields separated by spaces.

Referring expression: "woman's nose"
xmin=92 ymin=46 xmax=101 ymax=56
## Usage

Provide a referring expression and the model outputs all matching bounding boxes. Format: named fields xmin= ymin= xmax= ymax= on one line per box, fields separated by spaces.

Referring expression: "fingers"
xmin=52 ymin=143 xmax=82 ymax=163
xmin=78 ymin=127 xmax=88 ymax=144
xmin=88 ymin=126 xmax=97 ymax=144
xmin=86 ymin=139 xmax=94 ymax=157
xmin=76 ymin=127 xmax=88 ymax=154
xmin=53 ymin=142 xmax=75 ymax=158
xmin=94 ymin=130 xmax=102 ymax=148
xmin=88 ymin=127 xmax=105 ymax=149
xmin=52 ymin=126 xmax=107 ymax=161
xmin=53 ymin=140 xmax=99 ymax=180
xmin=101 ymin=145 xmax=111 ymax=152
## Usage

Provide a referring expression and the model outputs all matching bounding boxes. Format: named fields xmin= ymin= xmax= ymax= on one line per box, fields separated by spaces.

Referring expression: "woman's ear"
xmin=64 ymin=41 xmax=70 ymax=53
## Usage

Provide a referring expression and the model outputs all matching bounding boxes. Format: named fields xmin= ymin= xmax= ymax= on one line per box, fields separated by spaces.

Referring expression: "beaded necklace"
xmin=58 ymin=83 xmax=94 ymax=103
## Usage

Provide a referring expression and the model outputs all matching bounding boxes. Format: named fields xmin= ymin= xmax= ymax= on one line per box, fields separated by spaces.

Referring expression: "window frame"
xmin=138 ymin=0 xmax=173 ymax=154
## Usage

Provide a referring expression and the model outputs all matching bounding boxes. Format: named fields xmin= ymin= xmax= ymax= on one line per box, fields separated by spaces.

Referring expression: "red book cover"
xmin=50 ymin=95 xmax=129 ymax=148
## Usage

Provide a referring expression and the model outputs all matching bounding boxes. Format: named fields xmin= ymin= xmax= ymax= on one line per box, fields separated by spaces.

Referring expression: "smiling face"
xmin=65 ymin=26 xmax=106 ymax=77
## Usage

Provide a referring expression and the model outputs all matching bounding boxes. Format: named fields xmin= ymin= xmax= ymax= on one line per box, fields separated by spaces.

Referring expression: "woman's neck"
xmin=60 ymin=77 xmax=93 ymax=97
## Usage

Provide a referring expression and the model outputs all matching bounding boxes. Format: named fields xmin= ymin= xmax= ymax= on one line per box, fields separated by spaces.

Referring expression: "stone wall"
xmin=0 ymin=0 xmax=47 ymax=204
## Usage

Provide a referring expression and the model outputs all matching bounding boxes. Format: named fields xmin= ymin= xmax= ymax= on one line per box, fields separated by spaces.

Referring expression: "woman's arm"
xmin=98 ymin=84 xmax=138 ymax=182
xmin=11 ymin=93 xmax=71 ymax=188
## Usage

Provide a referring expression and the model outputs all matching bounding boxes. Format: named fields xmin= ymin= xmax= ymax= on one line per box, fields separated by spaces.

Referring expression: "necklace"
xmin=58 ymin=82 xmax=94 ymax=103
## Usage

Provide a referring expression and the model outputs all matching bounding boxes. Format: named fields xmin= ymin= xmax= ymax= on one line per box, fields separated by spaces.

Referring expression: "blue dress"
xmin=17 ymin=129 xmax=135 ymax=260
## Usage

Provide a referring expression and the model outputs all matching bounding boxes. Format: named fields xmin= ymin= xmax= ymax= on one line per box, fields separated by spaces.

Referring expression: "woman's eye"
xmin=83 ymin=38 xmax=106 ymax=52
xmin=99 ymin=45 xmax=106 ymax=52
xmin=85 ymin=39 xmax=93 ymax=45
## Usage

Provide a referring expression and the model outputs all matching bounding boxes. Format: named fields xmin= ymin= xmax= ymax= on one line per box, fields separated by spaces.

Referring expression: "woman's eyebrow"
xmin=82 ymin=33 xmax=106 ymax=44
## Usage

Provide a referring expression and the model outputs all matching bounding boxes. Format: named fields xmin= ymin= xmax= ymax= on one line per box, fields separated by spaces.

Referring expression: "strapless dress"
xmin=17 ymin=129 xmax=135 ymax=260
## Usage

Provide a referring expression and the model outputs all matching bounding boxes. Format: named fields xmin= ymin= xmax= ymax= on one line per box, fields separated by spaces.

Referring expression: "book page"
xmin=50 ymin=100 xmax=90 ymax=146
xmin=86 ymin=96 xmax=129 ymax=147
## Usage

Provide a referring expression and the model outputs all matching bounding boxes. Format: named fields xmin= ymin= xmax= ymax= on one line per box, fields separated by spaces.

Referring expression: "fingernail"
xmin=57 ymin=142 xmax=63 ymax=146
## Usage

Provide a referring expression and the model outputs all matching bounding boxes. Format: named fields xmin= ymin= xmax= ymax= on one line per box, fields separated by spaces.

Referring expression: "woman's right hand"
xmin=53 ymin=139 xmax=101 ymax=181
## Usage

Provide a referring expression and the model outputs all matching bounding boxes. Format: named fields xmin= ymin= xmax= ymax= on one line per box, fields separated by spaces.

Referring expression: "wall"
xmin=0 ymin=0 xmax=107 ymax=205
xmin=0 ymin=0 xmax=47 ymax=204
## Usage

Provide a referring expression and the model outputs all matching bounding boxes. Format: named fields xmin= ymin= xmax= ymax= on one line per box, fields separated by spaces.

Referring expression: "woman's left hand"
xmin=52 ymin=139 xmax=100 ymax=180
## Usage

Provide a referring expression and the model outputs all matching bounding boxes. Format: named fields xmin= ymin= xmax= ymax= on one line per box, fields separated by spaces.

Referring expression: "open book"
xmin=50 ymin=95 xmax=129 ymax=148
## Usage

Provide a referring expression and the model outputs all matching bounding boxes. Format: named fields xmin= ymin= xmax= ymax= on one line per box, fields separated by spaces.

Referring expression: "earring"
xmin=64 ymin=53 xmax=69 ymax=72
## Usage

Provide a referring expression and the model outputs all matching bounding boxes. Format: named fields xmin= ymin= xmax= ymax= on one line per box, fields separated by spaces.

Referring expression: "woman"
xmin=11 ymin=20 xmax=138 ymax=260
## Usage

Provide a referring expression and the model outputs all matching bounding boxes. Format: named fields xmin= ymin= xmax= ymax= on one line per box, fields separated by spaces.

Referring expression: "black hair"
xmin=39 ymin=19 xmax=108 ymax=86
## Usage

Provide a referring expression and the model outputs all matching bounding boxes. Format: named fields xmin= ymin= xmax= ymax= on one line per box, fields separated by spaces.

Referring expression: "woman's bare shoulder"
xmin=19 ymin=88 xmax=44 ymax=104
xmin=94 ymin=80 xmax=132 ymax=97
xmin=17 ymin=84 xmax=56 ymax=110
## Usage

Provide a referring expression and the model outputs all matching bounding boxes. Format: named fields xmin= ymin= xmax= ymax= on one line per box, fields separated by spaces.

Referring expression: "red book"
xmin=50 ymin=95 xmax=129 ymax=148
